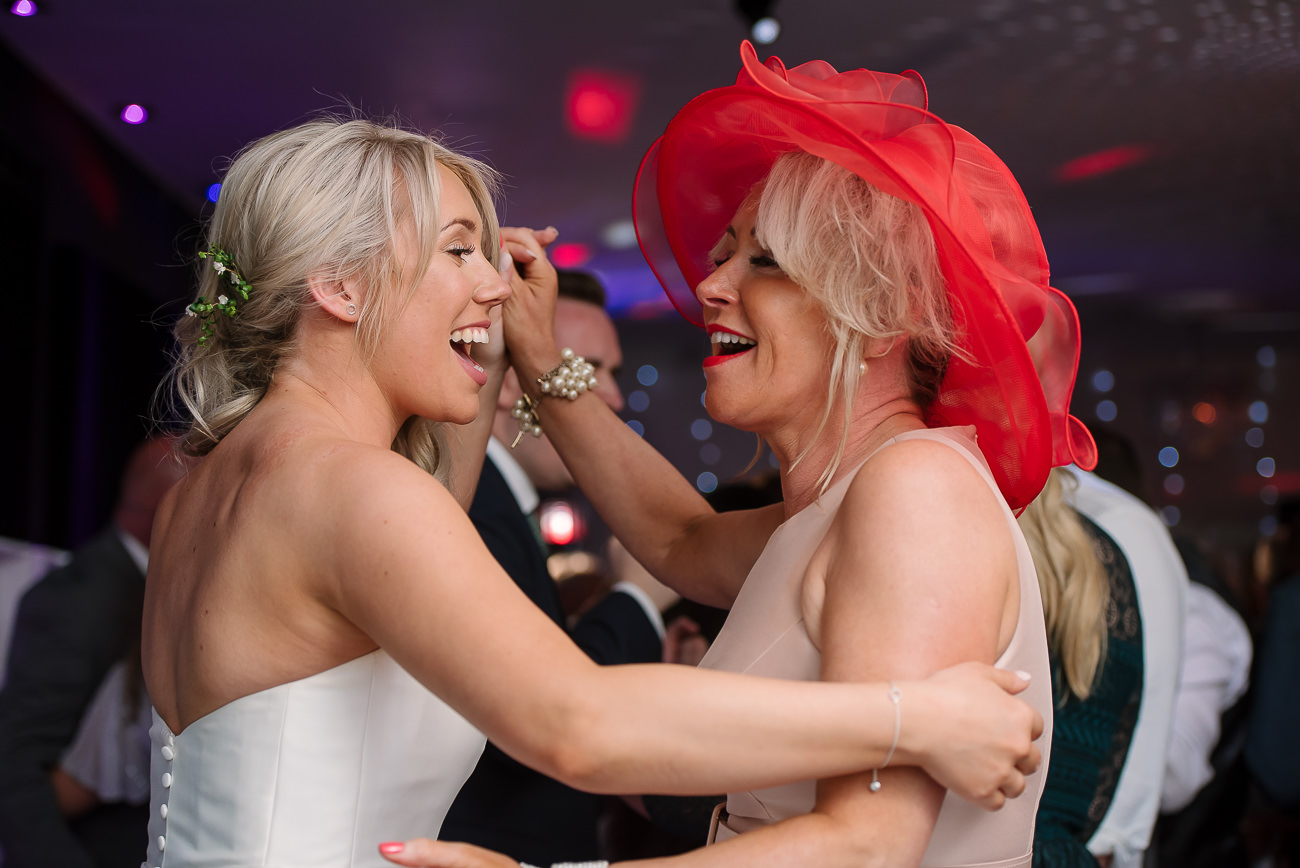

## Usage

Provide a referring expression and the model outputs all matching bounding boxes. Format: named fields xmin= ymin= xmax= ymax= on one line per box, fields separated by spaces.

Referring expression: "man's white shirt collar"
xmin=114 ymin=525 xmax=149 ymax=575
xmin=486 ymin=437 xmax=540 ymax=515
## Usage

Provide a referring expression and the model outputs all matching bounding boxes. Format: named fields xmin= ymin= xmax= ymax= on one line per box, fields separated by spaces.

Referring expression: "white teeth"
xmin=711 ymin=332 xmax=756 ymax=346
xmin=451 ymin=327 xmax=489 ymax=344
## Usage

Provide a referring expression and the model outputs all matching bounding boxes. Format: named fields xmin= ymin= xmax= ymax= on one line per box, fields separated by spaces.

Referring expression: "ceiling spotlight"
xmin=120 ymin=103 xmax=148 ymax=125
xmin=736 ymin=0 xmax=782 ymax=44
xmin=10 ymin=0 xmax=37 ymax=16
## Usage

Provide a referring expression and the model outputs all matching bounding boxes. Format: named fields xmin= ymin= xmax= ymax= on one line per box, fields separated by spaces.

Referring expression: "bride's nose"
xmin=474 ymin=258 xmax=511 ymax=306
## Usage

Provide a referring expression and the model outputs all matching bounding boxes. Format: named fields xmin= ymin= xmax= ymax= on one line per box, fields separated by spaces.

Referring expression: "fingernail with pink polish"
xmin=1014 ymin=670 xmax=1032 ymax=682
xmin=379 ymin=842 xmax=405 ymax=855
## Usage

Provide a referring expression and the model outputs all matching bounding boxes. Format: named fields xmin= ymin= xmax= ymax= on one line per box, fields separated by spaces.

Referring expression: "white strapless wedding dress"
xmin=144 ymin=650 xmax=485 ymax=868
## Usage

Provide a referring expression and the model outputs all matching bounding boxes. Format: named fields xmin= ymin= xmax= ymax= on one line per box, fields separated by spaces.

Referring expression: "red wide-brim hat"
xmin=633 ymin=41 xmax=1096 ymax=511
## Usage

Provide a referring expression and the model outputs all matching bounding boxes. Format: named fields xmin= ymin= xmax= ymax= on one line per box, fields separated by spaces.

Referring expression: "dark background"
xmin=0 ymin=0 xmax=1294 ymax=558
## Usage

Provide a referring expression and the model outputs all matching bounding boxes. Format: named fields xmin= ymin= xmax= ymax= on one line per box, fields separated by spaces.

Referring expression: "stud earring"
xmin=346 ymin=303 xmax=357 ymax=317
xmin=860 ymin=360 xmax=868 ymax=375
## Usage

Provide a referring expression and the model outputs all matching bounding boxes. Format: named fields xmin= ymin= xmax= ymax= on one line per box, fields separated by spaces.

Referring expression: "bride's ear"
xmin=309 ymin=274 xmax=363 ymax=324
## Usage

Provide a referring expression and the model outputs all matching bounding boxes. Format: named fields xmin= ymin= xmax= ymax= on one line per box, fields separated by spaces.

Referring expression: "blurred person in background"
xmin=1243 ymin=498 xmax=1300 ymax=864
xmin=440 ymin=269 xmax=674 ymax=865
xmin=1067 ymin=439 xmax=1188 ymax=868
xmin=1019 ymin=467 xmax=1144 ymax=868
xmin=0 ymin=437 xmax=189 ymax=868
xmin=1150 ymin=537 xmax=1252 ymax=868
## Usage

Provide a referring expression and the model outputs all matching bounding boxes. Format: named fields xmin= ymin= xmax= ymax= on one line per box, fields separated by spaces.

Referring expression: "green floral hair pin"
xmin=187 ymin=248 xmax=253 ymax=345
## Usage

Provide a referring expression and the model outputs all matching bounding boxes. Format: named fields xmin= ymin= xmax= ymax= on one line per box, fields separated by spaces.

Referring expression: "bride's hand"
xmin=379 ymin=839 xmax=518 ymax=868
xmin=498 ymin=225 xmax=563 ymax=380
xmin=901 ymin=663 xmax=1043 ymax=811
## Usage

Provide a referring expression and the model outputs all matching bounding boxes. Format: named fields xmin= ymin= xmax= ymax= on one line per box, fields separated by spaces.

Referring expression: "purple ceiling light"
xmin=10 ymin=1 xmax=37 ymax=16
xmin=120 ymin=104 xmax=148 ymax=124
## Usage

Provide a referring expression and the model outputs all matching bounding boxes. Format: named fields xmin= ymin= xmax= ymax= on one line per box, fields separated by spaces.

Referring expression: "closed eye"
xmin=446 ymin=244 xmax=477 ymax=265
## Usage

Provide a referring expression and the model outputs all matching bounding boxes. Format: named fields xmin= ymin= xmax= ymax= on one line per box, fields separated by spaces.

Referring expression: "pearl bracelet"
xmin=510 ymin=348 xmax=597 ymax=446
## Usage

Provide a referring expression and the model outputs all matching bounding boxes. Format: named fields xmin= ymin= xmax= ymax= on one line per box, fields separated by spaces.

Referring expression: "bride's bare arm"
xmin=314 ymin=445 xmax=1037 ymax=801
xmin=379 ymin=441 xmax=1034 ymax=868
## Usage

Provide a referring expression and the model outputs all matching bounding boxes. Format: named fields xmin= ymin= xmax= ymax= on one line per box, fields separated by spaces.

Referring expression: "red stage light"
xmin=540 ymin=501 xmax=583 ymax=547
xmin=1055 ymin=144 xmax=1153 ymax=183
xmin=565 ymin=70 xmax=639 ymax=143
xmin=549 ymin=242 xmax=591 ymax=268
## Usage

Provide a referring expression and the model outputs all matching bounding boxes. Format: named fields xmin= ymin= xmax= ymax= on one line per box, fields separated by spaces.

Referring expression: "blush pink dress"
xmin=701 ymin=427 xmax=1053 ymax=867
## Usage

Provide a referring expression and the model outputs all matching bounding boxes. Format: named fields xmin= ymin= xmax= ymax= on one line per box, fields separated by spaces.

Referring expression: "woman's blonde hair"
xmin=751 ymin=151 xmax=962 ymax=488
xmin=1018 ymin=467 xmax=1111 ymax=701
xmin=164 ymin=117 xmax=501 ymax=476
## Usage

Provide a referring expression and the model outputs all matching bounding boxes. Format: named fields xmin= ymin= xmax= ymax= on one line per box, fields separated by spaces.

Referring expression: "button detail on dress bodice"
xmin=155 ymin=726 xmax=173 ymax=865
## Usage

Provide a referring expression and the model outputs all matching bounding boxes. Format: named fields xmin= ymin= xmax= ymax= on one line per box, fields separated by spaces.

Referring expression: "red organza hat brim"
xmin=633 ymin=41 xmax=1096 ymax=511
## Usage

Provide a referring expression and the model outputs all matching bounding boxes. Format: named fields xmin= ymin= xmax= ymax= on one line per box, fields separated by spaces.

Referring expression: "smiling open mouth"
xmin=450 ymin=328 xmax=489 ymax=386
xmin=710 ymin=330 xmax=757 ymax=357
xmin=450 ymin=327 xmax=489 ymax=363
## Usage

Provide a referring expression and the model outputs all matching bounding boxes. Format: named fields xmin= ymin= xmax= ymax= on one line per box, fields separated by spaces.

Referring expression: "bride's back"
xmin=143 ymin=404 xmax=379 ymax=735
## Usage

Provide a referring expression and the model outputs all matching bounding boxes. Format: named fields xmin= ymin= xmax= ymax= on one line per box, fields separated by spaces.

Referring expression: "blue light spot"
xmin=1092 ymin=370 xmax=1115 ymax=392
xmin=206 ymin=183 xmax=222 ymax=203
xmin=628 ymin=390 xmax=650 ymax=413
xmin=1260 ymin=516 xmax=1278 ymax=537
xmin=690 ymin=419 xmax=713 ymax=441
xmin=700 ymin=390 xmax=708 ymax=407
xmin=696 ymin=471 xmax=718 ymax=493
xmin=1249 ymin=401 xmax=1269 ymax=424
xmin=1246 ymin=427 xmax=1265 ymax=448
xmin=1161 ymin=506 xmax=1180 ymax=527
xmin=1158 ymin=446 xmax=1179 ymax=468
xmin=700 ymin=443 xmax=721 ymax=465
xmin=1257 ymin=457 xmax=1276 ymax=478
xmin=626 ymin=419 xmax=644 ymax=437
xmin=636 ymin=365 xmax=659 ymax=386
xmin=1096 ymin=400 xmax=1117 ymax=422
xmin=1257 ymin=346 xmax=1276 ymax=367
xmin=751 ymin=16 xmax=781 ymax=44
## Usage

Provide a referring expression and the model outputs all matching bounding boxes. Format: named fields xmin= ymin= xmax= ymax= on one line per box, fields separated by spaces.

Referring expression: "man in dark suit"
xmin=0 ymin=438 xmax=187 ymax=868
xmin=440 ymin=271 xmax=673 ymax=864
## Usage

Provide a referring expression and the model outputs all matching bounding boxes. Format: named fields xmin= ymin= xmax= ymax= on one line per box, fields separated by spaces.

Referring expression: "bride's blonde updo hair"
xmin=752 ymin=151 xmax=962 ymax=486
xmin=167 ymin=117 xmax=501 ymax=475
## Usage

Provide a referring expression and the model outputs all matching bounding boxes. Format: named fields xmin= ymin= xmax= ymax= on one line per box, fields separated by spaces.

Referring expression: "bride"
xmin=142 ymin=117 xmax=1041 ymax=868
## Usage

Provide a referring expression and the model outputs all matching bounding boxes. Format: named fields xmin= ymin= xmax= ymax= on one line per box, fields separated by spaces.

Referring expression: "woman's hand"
xmin=379 ymin=839 xmax=518 ymax=868
xmin=901 ymin=663 xmax=1043 ymax=811
xmin=498 ymin=225 xmax=563 ymax=383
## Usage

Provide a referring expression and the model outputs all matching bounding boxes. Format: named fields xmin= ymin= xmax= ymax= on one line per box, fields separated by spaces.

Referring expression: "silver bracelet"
xmin=870 ymin=681 xmax=903 ymax=793
xmin=520 ymin=863 xmax=609 ymax=868
xmin=510 ymin=348 xmax=597 ymax=446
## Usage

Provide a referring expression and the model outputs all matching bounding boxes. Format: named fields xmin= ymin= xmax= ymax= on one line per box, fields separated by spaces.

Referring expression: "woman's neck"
xmin=264 ymin=345 xmax=403 ymax=450
xmin=773 ymin=395 xmax=927 ymax=519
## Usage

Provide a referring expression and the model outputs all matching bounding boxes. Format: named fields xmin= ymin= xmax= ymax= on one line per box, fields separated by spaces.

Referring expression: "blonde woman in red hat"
xmin=386 ymin=41 xmax=1095 ymax=868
